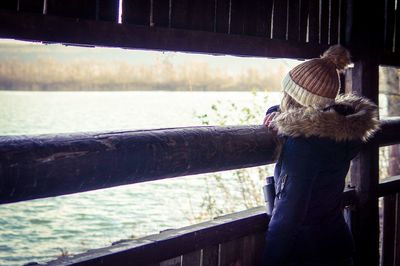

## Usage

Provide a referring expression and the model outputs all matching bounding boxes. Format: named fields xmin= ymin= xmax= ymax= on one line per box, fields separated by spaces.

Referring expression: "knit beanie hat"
xmin=282 ymin=45 xmax=351 ymax=107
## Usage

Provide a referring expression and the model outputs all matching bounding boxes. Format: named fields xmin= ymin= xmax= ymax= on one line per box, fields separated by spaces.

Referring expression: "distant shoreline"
xmin=0 ymin=88 xmax=278 ymax=92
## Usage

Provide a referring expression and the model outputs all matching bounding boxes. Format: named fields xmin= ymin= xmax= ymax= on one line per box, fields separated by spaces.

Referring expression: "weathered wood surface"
xmin=308 ymin=0 xmax=319 ymax=43
xmin=181 ymin=250 xmax=201 ymax=266
xmin=1 ymin=117 xmax=399 ymax=205
xmin=219 ymin=233 xmax=264 ymax=266
xmin=384 ymin=0 xmax=396 ymax=52
xmin=47 ymin=0 xmax=97 ymax=20
xmin=375 ymin=117 xmax=400 ymax=147
xmin=319 ymin=0 xmax=329 ymax=44
xmin=123 ymin=0 xmax=151 ymax=25
xmin=152 ymin=0 xmax=170 ymax=28
xmin=0 ymin=0 xmax=17 ymax=10
xmin=382 ymin=194 xmax=397 ymax=266
xmin=43 ymin=207 xmax=269 ymax=266
xmin=0 ymin=10 xmax=327 ymax=59
xmin=158 ymin=257 xmax=182 ymax=266
xmin=346 ymin=5 xmax=384 ymax=265
xmin=380 ymin=53 xmax=400 ymax=67
xmin=97 ymin=0 xmax=119 ymax=22
xmin=329 ymin=0 xmax=339 ymax=45
xmin=287 ymin=0 xmax=300 ymax=42
xmin=349 ymin=46 xmax=381 ymax=266
xmin=170 ymin=0 xmax=215 ymax=32
xmin=272 ymin=0 xmax=287 ymax=39
xmin=378 ymin=175 xmax=400 ymax=197
xmin=0 ymin=126 xmax=277 ymax=204
xmin=202 ymin=245 xmax=219 ymax=266
xmin=18 ymin=0 xmax=43 ymax=14
xmin=298 ymin=0 xmax=308 ymax=42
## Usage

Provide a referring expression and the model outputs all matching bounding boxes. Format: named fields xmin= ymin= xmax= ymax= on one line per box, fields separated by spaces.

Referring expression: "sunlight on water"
xmin=0 ymin=91 xmax=280 ymax=265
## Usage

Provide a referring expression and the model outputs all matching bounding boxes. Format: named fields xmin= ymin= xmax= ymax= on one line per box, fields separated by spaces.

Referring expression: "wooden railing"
xmin=0 ymin=126 xmax=277 ymax=204
xmin=0 ymin=118 xmax=399 ymax=265
xmin=40 ymin=187 xmax=358 ymax=266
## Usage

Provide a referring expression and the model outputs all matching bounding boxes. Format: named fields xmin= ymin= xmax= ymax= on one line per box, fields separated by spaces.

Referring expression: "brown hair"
xmin=280 ymin=92 xmax=303 ymax=112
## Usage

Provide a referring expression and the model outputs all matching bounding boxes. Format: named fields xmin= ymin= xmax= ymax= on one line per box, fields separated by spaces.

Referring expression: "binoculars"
xmin=263 ymin=176 xmax=275 ymax=216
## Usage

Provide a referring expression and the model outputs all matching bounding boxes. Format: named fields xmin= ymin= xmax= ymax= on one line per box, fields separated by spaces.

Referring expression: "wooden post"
xmin=345 ymin=0 xmax=384 ymax=264
xmin=381 ymin=66 xmax=400 ymax=266
xmin=350 ymin=58 xmax=380 ymax=266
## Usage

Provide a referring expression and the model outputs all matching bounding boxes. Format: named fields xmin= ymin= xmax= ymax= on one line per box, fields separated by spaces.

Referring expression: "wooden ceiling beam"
xmin=0 ymin=10 xmax=326 ymax=60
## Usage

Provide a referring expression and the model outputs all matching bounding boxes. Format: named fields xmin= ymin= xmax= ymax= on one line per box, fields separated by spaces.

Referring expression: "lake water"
xmin=0 ymin=91 xmax=279 ymax=266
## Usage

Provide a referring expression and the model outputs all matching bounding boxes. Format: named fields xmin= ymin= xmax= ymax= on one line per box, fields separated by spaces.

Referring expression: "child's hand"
xmin=263 ymin=112 xmax=279 ymax=129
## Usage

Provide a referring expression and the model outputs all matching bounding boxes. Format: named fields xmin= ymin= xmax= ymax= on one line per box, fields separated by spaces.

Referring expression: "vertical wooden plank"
xmin=350 ymin=58 xmax=380 ymax=266
xmin=395 ymin=0 xmax=400 ymax=53
xmin=382 ymin=195 xmax=396 ymax=266
xmin=344 ymin=11 xmax=383 ymax=266
xmin=202 ymin=245 xmax=219 ymax=266
xmin=230 ymin=0 xmax=244 ymax=34
xmin=215 ymin=0 xmax=230 ymax=33
xmin=219 ymin=233 xmax=264 ymax=266
xmin=329 ymin=0 xmax=339 ymax=44
xmin=288 ymin=0 xmax=300 ymax=41
xmin=171 ymin=0 xmax=215 ymax=31
xmin=152 ymin=0 xmax=170 ymax=27
xmin=346 ymin=0 xmax=384 ymax=54
xmin=219 ymin=238 xmax=243 ymax=266
xmin=384 ymin=0 xmax=395 ymax=52
xmin=242 ymin=0 xmax=260 ymax=35
xmin=242 ymin=232 xmax=265 ymax=266
xmin=272 ymin=0 xmax=288 ymax=40
xmin=159 ymin=256 xmax=182 ymax=266
xmin=339 ymin=72 xmax=345 ymax=94
xmin=308 ymin=0 xmax=319 ymax=43
xmin=247 ymin=0 xmax=269 ymax=36
xmin=320 ymin=0 xmax=329 ymax=44
xmin=189 ymin=0 xmax=215 ymax=31
xmin=381 ymin=70 xmax=400 ymax=265
xmin=19 ymin=0 xmax=43 ymax=13
xmin=231 ymin=0 xmax=275 ymax=37
xmin=264 ymin=0 xmax=274 ymax=38
xmin=47 ymin=0 xmax=97 ymax=19
xmin=299 ymin=0 xmax=309 ymax=42
xmin=123 ymin=0 xmax=151 ymax=25
xmin=395 ymin=194 xmax=400 ymax=266
xmin=0 ymin=0 xmax=17 ymax=10
xmin=170 ymin=0 xmax=189 ymax=29
xmin=339 ymin=0 xmax=350 ymax=45
xmin=98 ymin=0 xmax=119 ymax=22
xmin=182 ymin=250 xmax=201 ymax=266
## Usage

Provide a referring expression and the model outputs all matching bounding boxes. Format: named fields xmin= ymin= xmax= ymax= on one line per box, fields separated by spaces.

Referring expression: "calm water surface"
xmin=0 ymin=91 xmax=279 ymax=265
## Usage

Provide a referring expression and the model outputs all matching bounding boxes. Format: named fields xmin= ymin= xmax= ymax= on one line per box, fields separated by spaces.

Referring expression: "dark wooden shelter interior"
xmin=1 ymin=0 xmax=400 ymax=265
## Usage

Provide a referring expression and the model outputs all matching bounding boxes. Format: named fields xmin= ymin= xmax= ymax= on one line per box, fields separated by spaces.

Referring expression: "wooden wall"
xmin=0 ymin=0 xmax=348 ymax=60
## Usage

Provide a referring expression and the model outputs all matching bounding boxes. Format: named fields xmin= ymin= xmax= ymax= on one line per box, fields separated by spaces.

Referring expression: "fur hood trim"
xmin=273 ymin=94 xmax=380 ymax=142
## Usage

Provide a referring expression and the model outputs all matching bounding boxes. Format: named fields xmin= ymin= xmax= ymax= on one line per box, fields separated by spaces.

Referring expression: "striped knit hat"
xmin=282 ymin=45 xmax=351 ymax=107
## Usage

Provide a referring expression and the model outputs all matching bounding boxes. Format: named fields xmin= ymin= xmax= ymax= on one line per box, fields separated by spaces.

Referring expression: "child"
xmin=262 ymin=45 xmax=379 ymax=266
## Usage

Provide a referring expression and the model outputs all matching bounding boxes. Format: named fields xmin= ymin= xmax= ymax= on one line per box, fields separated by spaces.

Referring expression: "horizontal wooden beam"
xmin=1 ymin=118 xmax=399 ymax=205
xmin=378 ymin=175 xmax=400 ymax=197
xmin=0 ymin=10 xmax=326 ymax=59
xmin=42 ymin=207 xmax=269 ymax=266
xmin=380 ymin=53 xmax=400 ymax=67
xmin=375 ymin=117 xmax=400 ymax=147
xmin=0 ymin=126 xmax=277 ymax=204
